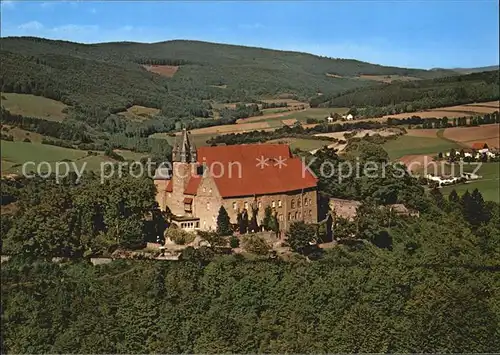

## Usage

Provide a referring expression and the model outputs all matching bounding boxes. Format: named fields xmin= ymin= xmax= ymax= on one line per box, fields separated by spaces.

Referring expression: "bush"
xmin=229 ymin=236 xmax=240 ymax=248
xmin=1 ymin=134 xmax=14 ymax=141
xmin=241 ymin=234 xmax=270 ymax=255
xmin=164 ymin=228 xmax=195 ymax=245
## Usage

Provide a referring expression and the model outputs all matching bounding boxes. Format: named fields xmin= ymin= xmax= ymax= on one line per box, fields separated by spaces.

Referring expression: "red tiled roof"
xmin=184 ymin=175 xmax=201 ymax=195
xmin=183 ymin=197 xmax=193 ymax=204
xmin=195 ymin=144 xmax=317 ymax=197
xmin=166 ymin=180 xmax=173 ymax=192
xmin=471 ymin=142 xmax=488 ymax=150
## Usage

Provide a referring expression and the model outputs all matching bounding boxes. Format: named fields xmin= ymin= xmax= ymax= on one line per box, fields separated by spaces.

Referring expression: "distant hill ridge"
xmin=0 ymin=36 xmax=496 ymax=121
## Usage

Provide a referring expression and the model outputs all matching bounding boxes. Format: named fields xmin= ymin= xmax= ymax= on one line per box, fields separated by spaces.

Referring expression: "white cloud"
xmin=49 ymin=24 xmax=99 ymax=34
xmin=18 ymin=21 xmax=44 ymax=31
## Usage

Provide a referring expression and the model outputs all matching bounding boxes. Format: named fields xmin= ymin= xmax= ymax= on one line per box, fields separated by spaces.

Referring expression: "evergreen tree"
xmin=248 ymin=207 xmax=259 ymax=233
xmin=216 ymin=206 xmax=232 ymax=236
xmin=448 ymin=189 xmax=460 ymax=204
xmin=430 ymin=187 xmax=447 ymax=210
xmin=238 ymin=210 xmax=249 ymax=234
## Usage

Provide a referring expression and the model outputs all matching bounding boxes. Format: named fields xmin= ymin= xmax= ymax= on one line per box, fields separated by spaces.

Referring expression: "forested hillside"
xmin=2 ymin=139 xmax=499 ymax=353
xmin=1 ymin=36 xmax=456 ymax=116
xmin=312 ymin=70 xmax=500 ymax=117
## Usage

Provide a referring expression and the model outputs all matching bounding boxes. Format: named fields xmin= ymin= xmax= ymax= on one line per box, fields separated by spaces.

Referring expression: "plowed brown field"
xmin=443 ymin=123 xmax=500 ymax=148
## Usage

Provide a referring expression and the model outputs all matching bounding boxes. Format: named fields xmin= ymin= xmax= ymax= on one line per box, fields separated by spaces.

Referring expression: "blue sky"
xmin=1 ymin=0 xmax=499 ymax=69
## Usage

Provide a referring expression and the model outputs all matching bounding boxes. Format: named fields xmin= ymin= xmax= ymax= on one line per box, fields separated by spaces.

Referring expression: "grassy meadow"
xmin=441 ymin=162 xmax=500 ymax=202
xmin=1 ymin=141 xmax=150 ymax=176
xmin=383 ymin=135 xmax=462 ymax=160
xmin=1 ymin=93 xmax=68 ymax=122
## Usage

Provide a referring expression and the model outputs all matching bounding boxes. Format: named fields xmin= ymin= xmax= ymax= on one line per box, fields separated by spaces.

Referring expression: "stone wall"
xmin=191 ymin=176 xmax=222 ymax=231
xmin=154 ymin=180 xmax=169 ymax=211
xmin=220 ymin=187 xmax=318 ymax=232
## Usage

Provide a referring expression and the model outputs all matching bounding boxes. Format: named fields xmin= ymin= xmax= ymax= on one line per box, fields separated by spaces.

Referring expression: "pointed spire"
xmin=172 ymin=128 xmax=197 ymax=163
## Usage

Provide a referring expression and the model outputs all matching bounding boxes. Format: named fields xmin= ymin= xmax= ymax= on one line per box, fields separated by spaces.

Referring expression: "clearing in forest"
xmin=118 ymin=105 xmax=160 ymax=121
xmin=142 ymin=65 xmax=179 ymax=77
xmin=357 ymin=74 xmax=421 ymax=83
xmin=1 ymin=93 xmax=68 ymax=122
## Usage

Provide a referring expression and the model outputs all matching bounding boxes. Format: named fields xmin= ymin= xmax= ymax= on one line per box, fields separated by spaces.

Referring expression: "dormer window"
xmin=184 ymin=197 xmax=193 ymax=212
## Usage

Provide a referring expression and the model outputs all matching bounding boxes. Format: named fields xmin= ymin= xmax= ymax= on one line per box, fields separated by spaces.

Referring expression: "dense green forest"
xmin=312 ymin=70 xmax=499 ymax=117
xmin=2 ymin=36 xmax=498 ymax=144
xmin=1 ymin=140 xmax=500 ymax=352
xmin=1 ymin=36 xmax=457 ymax=119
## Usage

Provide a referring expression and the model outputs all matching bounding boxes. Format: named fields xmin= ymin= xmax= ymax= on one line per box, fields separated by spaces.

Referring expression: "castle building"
xmin=154 ymin=129 xmax=318 ymax=234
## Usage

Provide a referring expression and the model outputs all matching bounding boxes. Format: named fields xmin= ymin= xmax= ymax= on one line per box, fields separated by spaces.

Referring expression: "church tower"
xmin=170 ymin=129 xmax=197 ymax=216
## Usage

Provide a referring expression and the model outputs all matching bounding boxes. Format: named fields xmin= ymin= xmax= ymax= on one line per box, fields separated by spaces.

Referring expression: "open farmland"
xmin=1 ymin=93 xmax=68 ymax=122
xmin=0 ymin=141 xmax=149 ymax=175
xmin=383 ymin=135 xmax=461 ymax=160
xmin=443 ymin=123 xmax=500 ymax=149
xmin=1 ymin=125 xmax=45 ymax=143
xmin=406 ymin=129 xmax=441 ymax=138
xmin=441 ymin=162 xmax=500 ymax=202
xmin=379 ymin=100 xmax=500 ymax=120
xmin=237 ymin=107 xmax=349 ymax=125
xmin=142 ymin=64 xmax=179 ymax=77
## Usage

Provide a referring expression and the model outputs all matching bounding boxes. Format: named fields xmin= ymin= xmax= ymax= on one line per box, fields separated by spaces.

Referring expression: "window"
xmin=298 ymin=211 xmax=301 ymax=219
xmin=279 ymin=214 xmax=283 ymax=221
xmin=304 ymin=197 xmax=308 ymax=206
xmin=297 ymin=199 xmax=301 ymax=208
xmin=206 ymin=202 xmax=210 ymax=210
xmin=278 ymin=200 xmax=282 ymax=207
xmin=209 ymin=188 xmax=212 ymax=194
xmin=294 ymin=212 xmax=298 ymax=220
xmin=291 ymin=199 xmax=295 ymax=209
xmin=203 ymin=187 xmax=206 ymax=193
xmin=309 ymin=198 xmax=313 ymax=206
xmin=244 ymin=201 xmax=248 ymax=210
xmin=309 ymin=210 xmax=312 ymax=217
xmin=288 ymin=213 xmax=291 ymax=221
xmin=272 ymin=201 xmax=276 ymax=208
xmin=258 ymin=201 xmax=262 ymax=209
xmin=233 ymin=202 xmax=237 ymax=210
xmin=195 ymin=221 xmax=200 ymax=228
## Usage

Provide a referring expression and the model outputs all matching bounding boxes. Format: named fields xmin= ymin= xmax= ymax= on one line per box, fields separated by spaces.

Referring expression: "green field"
xmin=1 ymin=141 xmax=150 ymax=175
xmin=441 ymin=162 xmax=500 ymax=202
xmin=241 ymin=107 xmax=349 ymax=126
xmin=1 ymin=93 xmax=68 ymax=122
xmin=383 ymin=135 xmax=462 ymax=160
